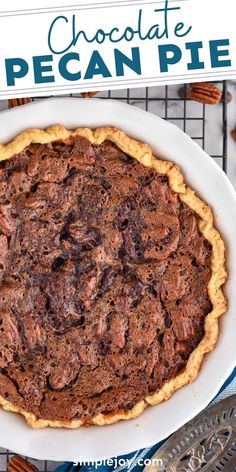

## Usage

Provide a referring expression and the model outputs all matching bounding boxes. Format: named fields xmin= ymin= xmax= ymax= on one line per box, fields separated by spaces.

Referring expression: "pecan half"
xmin=49 ymin=363 xmax=78 ymax=390
xmin=0 ymin=310 xmax=20 ymax=351
xmin=231 ymin=129 xmax=236 ymax=141
xmin=179 ymin=85 xmax=231 ymax=104
xmin=0 ymin=234 xmax=8 ymax=269
xmin=8 ymin=98 xmax=32 ymax=108
xmin=80 ymin=91 xmax=98 ymax=98
xmin=0 ymin=205 xmax=15 ymax=235
xmin=8 ymin=456 xmax=39 ymax=472
xmin=23 ymin=313 xmax=45 ymax=350
xmin=186 ymin=82 xmax=222 ymax=104
xmin=178 ymin=85 xmax=233 ymax=104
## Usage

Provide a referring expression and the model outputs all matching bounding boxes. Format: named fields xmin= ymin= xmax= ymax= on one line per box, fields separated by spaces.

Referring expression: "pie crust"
xmin=0 ymin=126 xmax=227 ymax=428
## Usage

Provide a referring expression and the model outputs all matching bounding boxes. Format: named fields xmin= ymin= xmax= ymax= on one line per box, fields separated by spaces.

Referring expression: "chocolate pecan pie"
xmin=0 ymin=127 xmax=227 ymax=428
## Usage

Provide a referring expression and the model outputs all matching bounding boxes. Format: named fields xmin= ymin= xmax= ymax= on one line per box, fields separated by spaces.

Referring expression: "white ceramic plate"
xmin=0 ymin=98 xmax=236 ymax=462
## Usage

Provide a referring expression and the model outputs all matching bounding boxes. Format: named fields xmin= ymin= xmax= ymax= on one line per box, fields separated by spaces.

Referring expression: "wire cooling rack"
xmin=0 ymin=80 xmax=228 ymax=472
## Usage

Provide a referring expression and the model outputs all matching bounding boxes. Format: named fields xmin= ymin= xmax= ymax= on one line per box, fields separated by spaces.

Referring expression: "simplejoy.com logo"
xmin=73 ymin=456 xmax=164 ymax=470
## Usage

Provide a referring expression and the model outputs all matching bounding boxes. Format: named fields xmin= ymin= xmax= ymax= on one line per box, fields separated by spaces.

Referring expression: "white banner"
xmin=0 ymin=0 xmax=235 ymax=98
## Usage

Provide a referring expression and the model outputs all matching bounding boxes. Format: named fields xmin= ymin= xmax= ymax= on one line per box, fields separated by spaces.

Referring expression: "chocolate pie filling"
xmin=0 ymin=136 xmax=212 ymax=421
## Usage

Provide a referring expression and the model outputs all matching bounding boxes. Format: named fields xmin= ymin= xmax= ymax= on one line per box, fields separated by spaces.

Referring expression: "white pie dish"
xmin=0 ymin=97 xmax=236 ymax=462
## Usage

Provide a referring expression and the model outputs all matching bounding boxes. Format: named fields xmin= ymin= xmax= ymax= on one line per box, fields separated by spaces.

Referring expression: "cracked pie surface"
xmin=0 ymin=126 xmax=227 ymax=428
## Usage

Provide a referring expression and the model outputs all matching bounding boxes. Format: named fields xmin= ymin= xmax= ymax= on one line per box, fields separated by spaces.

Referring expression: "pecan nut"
xmin=231 ymin=129 xmax=236 ymax=141
xmin=8 ymin=456 xmax=39 ymax=472
xmin=0 ymin=310 xmax=19 ymax=349
xmin=80 ymin=91 xmax=98 ymax=98
xmin=23 ymin=313 xmax=45 ymax=350
xmin=49 ymin=363 xmax=78 ymax=390
xmin=8 ymin=98 xmax=32 ymax=108
xmin=0 ymin=234 xmax=8 ymax=268
xmin=186 ymin=82 xmax=222 ymax=104
xmin=0 ymin=205 xmax=15 ymax=235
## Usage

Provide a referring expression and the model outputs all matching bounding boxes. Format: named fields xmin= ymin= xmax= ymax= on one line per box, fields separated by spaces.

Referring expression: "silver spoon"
xmin=144 ymin=394 xmax=236 ymax=472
